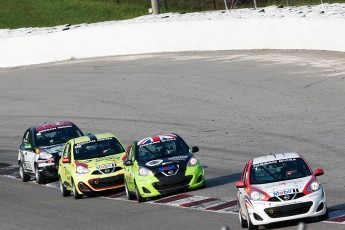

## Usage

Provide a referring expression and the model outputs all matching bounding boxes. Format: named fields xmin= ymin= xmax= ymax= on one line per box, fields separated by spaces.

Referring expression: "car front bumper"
xmin=246 ymin=187 xmax=327 ymax=225
xmin=136 ymin=164 xmax=205 ymax=198
xmin=74 ymin=170 xmax=125 ymax=194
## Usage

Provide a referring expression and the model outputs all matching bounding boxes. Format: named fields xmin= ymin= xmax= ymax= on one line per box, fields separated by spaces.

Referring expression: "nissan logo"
xmin=284 ymin=195 xmax=290 ymax=200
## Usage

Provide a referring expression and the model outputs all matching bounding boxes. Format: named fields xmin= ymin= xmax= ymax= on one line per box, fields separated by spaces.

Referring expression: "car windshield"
xmin=74 ymin=137 xmax=124 ymax=160
xmin=136 ymin=139 xmax=189 ymax=162
xmin=35 ymin=125 xmax=83 ymax=147
xmin=250 ymin=158 xmax=312 ymax=184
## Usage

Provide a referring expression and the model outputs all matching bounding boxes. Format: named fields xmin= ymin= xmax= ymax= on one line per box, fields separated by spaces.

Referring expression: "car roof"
xmin=136 ymin=133 xmax=178 ymax=146
xmin=252 ymin=152 xmax=301 ymax=165
xmin=34 ymin=121 xmax=75 ymax=131
xmin=72 ymin=133 xmax=115 ymax=145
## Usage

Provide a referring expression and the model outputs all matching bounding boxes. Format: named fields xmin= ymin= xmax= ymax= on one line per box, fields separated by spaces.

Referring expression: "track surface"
xmin=1 ymin=50 xmax=345 ymax=229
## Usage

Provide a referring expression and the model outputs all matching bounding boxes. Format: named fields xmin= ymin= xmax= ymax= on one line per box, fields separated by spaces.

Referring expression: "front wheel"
xmin=125 ymin=181 xmax=135 ymax=200
xmin=239 ymin=208 xmax=248 ymax=228
xmin=59 ymin=176 xmax=71 ymax=197
xmin=19 ymin=163 xmax=30 ymax=182
xmin=72 ymin=179 xmax=83 ymax=199
xmin=35 ymin=165 xmax=45 ymax=184
xmin=247 ymin=210 xmax=258 ymax=230
xmin=319 ymin=209 xmax=329 ymax=221
xmin=135 ymin=183 xmax=144 ymax=203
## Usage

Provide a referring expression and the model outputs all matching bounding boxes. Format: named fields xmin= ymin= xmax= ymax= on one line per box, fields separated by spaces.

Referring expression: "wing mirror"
xmin=22 ymin=144 xmax=33 ymax=150
xmin=191 ymin=146 xmax=199 ymax=153
xmin=235 ymin=181 xmax=245 ymax=188
xmin=315 ymin=168 xmax=324 ymax=176
xmin=62 ymin=158 xmax=71 ymax=163
xmin=124 ymin=160 xmax=133 ymax=166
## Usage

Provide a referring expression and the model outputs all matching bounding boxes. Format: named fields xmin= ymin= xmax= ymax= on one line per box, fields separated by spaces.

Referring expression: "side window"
xmin=242 ymin=163 xmax=249 ymax=185
xmin=22 ymin=129 xmax=32 ymax=145
xmin=63 ymin=143 xmax=71 ymax=159
xmin=129 ymin=145 xmax=135 ymax=161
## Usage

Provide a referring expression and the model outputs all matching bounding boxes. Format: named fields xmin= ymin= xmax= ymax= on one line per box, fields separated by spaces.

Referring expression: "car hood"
xmin=252 ymin=176 xmax=313 ymax=196
xmin=76 ymin=154 xmax=125 ymax=169
xmin=39 ymin=143 xmax=65 ymax=156
xmin=141 ymin=153 xmax=192 ymax=168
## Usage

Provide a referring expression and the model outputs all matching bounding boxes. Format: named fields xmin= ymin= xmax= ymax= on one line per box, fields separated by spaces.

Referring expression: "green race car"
xmin=123 ymin=133 xmax=205 ymax=202
xmin=58 ymin=133 xmax=126 ymax=199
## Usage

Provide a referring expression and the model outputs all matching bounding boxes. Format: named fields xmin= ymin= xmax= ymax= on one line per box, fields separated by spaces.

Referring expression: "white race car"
xmin=18 ymin=121 xmax=83 ymax=184
xmin=236 ymin=152 xmax=328 ymax=230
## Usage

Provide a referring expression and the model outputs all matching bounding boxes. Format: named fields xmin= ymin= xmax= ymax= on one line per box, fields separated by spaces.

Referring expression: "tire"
xmin=35 ymin=165 xmax=45 ymax=184
xmin=19 ymin=163 xmax=30 ymax=182
xmin=247 ymin=210 xmax=258 ymax=230
xmin=125 ymin=181 xmax=135 ymax=200
xmin=59 ymin=176 xmax=71 ymax=197
xmin=200 ymin=180 xmax=206 ymax=189
xmin=319 ymin=209 xmax=329 ymax=221
xmin=72 ymin=179 xmax=83 ymax=199
xmin=135 ymin=183 xmax=144 ymax=203
xmin=239 ymin=208 xmax=248 ymax=228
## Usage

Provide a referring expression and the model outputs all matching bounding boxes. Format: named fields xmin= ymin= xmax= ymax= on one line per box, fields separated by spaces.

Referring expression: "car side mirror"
xmin=124 ymin=160 xmax=133 ymax=166
xmin=62 ymin=158 xmax=71 ymax=163
xmin=22 ymin=144 xmax=33 ymax=150
xmin=236 ymin=181 xmax=245 ymax=188
xmin=315 ymin=168 xmax=324 ymax=176
xmin=191 ymin=146 xmax=199 ymax=153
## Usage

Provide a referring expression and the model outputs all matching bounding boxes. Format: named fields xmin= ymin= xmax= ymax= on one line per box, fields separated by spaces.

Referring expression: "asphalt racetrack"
xmin=1 ymin=50 xmax=345 ymax=230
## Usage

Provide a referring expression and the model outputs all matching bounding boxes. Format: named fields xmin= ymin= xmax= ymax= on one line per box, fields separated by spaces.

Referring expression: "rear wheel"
xmin=59 ymin=176 xmax=71 ymax=197
xmin=72 ymin=179 xmax=83 ymax=199
xmin=125 ymin=181 xmax=135 ymax=200
xmin=35 ymin=165 xmax=45 ymax=184
xmin=19 ymin=163 xmax=30 ymax=182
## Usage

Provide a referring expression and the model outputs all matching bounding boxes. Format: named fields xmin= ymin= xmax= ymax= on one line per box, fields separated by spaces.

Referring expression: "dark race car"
xmin=18 ymin=121 xmax=83 ymax=184
xmin=123 ymin=133 xmax=205 ymax=202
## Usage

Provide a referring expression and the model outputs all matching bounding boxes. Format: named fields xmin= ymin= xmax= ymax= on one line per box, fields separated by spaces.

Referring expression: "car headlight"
xmin=76 ymin=165 xmax=89 ymax=174
xmin=307 ymin=180 xmax=320 ymax=192
xmin=138 ymin=166 xmax=153 ymax=176
xmin=38 ymin=150 xmax=53 ymax=159
xmin=250 ymin=191 xmax=266 ymax=201
xmin=188 ymin=157 xmax=199 ymax=167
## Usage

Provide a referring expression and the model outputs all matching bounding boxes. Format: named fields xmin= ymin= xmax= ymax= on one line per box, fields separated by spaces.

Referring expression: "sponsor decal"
xmin=146 ymin=159 xmax=163 ymax=167
xmin=273 ymin=200 xmax=302 ymax=207
xmin=253 ymin=158 xmax=297 ymax=168
xmin=168 ymin=155 xmax=188 ymax=161
xmin=96 ymin=163 xmax=116 ymax=170
xmin=158 ymin=165 xmax=176 ymax=172
xmin=273 ymin=189 xmax=294 ymax=197
xmin=95 ymin=156 xmax=117 ymax=162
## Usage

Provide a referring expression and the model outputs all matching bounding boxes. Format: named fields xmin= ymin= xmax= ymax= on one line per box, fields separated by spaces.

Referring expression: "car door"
xmin=20 ymin=129 xmax=35 ymax=171
xmin=60 ymin=142 xmax=73 ymax=187
xmin=124 ymin=144 xmax=135 ymax=191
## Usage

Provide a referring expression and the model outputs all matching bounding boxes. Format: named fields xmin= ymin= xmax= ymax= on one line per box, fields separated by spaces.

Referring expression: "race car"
xmin=123 ymin=133 xmax=205 ymax=203
xmin=58 ymin=133 xmax=126 ymax=199
xmin=18 ymin=121 xmax=84 ymax=184
xmin=236 ymin=152 xmax=328 ymax=230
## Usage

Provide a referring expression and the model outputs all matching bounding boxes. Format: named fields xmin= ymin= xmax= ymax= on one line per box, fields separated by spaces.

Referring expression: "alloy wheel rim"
xmin=60 ymin=180 xmax=64 ymax=193
xmin=125 ymin=183 xmax=129 ymax=197
xmin=19 ymin=166 xmax=23 ymax=178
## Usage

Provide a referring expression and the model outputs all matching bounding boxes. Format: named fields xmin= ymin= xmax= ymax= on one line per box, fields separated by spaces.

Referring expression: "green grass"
xmin=1 ymin=0 xmax=345 ymax=29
